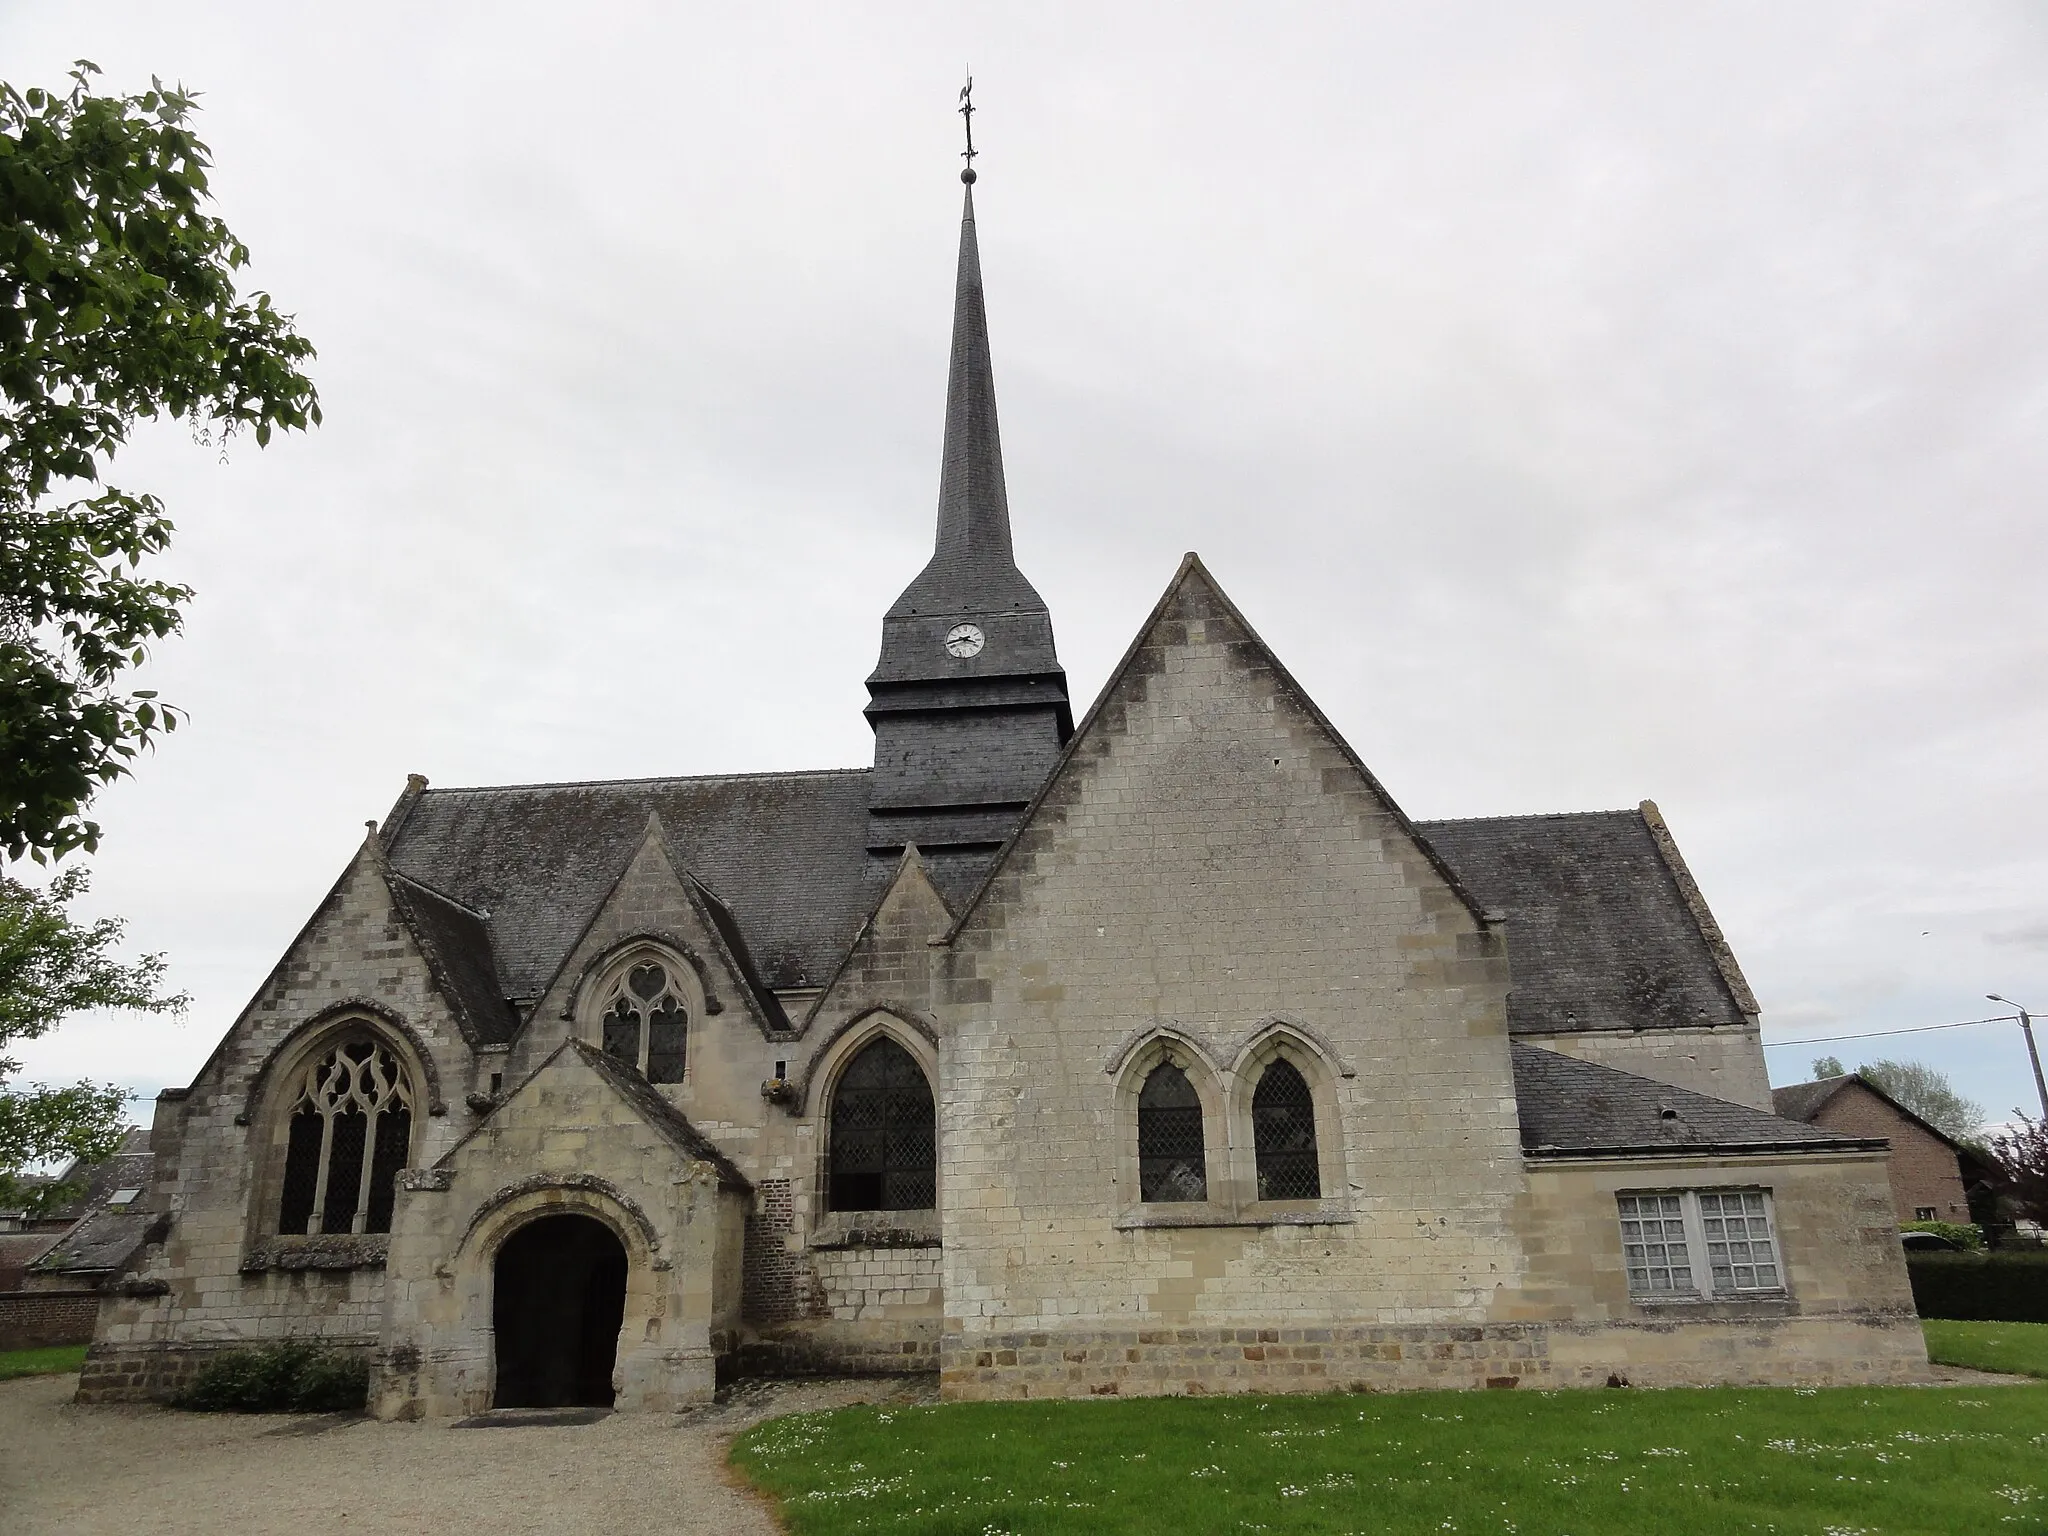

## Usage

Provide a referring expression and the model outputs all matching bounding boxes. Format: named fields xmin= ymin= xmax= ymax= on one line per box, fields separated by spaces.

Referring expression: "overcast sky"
xmin=7 ymin=2 xmax=2048 ymax=1130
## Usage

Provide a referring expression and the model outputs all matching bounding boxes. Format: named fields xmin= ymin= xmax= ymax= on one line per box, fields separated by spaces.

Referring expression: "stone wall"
xmin=933 ymin=568 xmax=1529 ymax=1394
xmin=1520 ymin=1024 xmax=1773 ymax=1112
xmin=0 ymin=1289 xmax=99 ymax=1349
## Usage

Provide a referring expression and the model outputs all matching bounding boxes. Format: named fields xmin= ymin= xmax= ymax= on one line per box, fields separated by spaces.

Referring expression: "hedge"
xmin=1907 ymin=1250 xmax=2048 ymax=1324
xmin=174 ymin=1343 xmax=368 ymax=1413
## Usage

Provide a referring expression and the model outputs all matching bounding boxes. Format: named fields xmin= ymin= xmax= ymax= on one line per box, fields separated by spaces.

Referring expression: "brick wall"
xmin=1808 ymin=1084 xmax=1970 ymax=1222
xmin=742 ymin=1178 xmax=815 ymax=1323
xmin=0 ymin=1289 xmax=99 ymax=1349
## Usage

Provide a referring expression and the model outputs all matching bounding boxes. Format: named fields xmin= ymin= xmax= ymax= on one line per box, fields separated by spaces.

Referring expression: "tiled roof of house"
xmin=1771 ymin=1074 xmax=1967 ymax=1152
xmin=1419 ymin=809 xmax=1748 ymax=1035
xmin=1512 ymin=1044 xmax=1878 ymax=1156
xmin=47 ymin=1127 xmax=154 ymax=1222
xmin=32 ymin=1208 xmax=161 ymax=1277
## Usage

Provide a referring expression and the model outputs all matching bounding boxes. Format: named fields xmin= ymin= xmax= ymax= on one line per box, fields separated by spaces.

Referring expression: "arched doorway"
xmin=492 ymin=1212 xmax=628 ymax=1408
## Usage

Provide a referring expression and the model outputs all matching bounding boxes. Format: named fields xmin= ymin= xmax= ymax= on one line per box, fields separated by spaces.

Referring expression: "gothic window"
xmin=599 ymin=960 xmax=688 ymax=1084
xmin=277 ymin=1036 xmax=414 ymax=1236
xmin=1137 ymin=1061 xmax=1207 ymax=1203
xmin=828 ymin=1037 xmax=935 ymax=1213
xmin=1251 ymin=1057 xmax=1321 ymax=1201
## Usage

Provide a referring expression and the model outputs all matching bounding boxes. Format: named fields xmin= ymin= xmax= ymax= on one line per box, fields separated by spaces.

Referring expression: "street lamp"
xmin=1986 ymin=994 xmax=2048 ymax=1121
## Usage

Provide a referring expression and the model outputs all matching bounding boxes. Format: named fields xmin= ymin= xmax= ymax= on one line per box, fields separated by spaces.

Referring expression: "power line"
xmin=1762 ymin=1014 xmax=2012 ymax=1049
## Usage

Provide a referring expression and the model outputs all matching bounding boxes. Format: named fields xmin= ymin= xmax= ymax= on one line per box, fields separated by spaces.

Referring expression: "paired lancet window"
xmin=600 ymin=960 xmax=688 ymax=1084
xmin=278 ymin=1036 xmax=414 ymax=1236
xmin=1134 ymin=1050 xmax=1325 ymax=1206
xmin=828 ymin=1036 xmax=935 ymax=1213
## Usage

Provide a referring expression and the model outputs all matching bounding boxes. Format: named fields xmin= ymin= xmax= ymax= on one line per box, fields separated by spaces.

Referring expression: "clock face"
xmin=944 ymin=622 xmax=986 ymax=658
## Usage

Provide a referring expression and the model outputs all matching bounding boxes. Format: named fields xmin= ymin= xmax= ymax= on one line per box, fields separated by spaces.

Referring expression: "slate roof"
xmin=32 ymin=1208 xmax=162 ymax=1277
xmin=1418 ymin=809 xmax=1747 ymax=1035
xmin=383 ymin=769 xmax=874 ymax=1001
xmin=386 ymin=872 xmax=518 ymax=1045
xmin=47 ymin=1127 xmax=154 ymax=1221
xmin=381 ymin=775 xmax=1753 ymax=1054
xmin=1512 ymin=1044 xmax=1877 ymax=1157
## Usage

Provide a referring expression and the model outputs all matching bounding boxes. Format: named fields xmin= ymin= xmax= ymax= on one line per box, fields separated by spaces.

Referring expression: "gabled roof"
xmin=385 ymin=871 xmax=517 ymax=1045
xmin=947 ymin=553 xmax=1495 ymax=938
xmin=47 ymin=1127 xmax=153 ymax=1222
xmin=1513 ymin=1043 xmax=1880 ymax=1157
xmin=434 ymin=1038 xmax=750 ymax=1193
xmin=1418 ymin=808 xmax=1749 ymax=1035
xmin=681 ymin=871 xmax=793 ymax=1034
xmin=1771 ymin=1073 xmax=1968 ymax=1153
xmin=383 ymin=769 xmax=874 ymax=1000
xmin=571 ymin=1043 xmax=751 ymax=1192
xmin=31 ymin=1208 xmax=161 ymax=1277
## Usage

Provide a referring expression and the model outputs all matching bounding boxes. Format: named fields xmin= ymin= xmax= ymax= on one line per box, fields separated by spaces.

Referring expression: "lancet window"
xmin=827 ymin=1037 xmax=936 ymax=1213
xmin=277 ymin=1035 xmax=415 ymax=1236
xmin=600 ymin=959 xmax=688 ymax=1084
xmin=1137 ymin=1061 xmax=1207 ymax=1203
xmin=1251 ymin=1057 xmax=1321 ymax=1200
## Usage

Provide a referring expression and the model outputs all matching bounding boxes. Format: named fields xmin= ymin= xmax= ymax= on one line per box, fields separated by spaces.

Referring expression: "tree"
xmin=1855 ymin=1058 xmax=1987 ymax=1144
xmin=2 ymin=61 xmax=319 ymax=860
xmin=1985 ymin=1114 xmax=2048 ymax=1227
xmin=0 ymin=866 xmax=184 ymax=1214
xmin=1811 ymin=1054 xmax=1846 ymax=1079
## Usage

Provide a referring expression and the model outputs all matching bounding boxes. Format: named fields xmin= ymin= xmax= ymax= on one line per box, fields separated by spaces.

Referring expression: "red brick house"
xmin=1772 ymin=1075 xmax=1969 ymax=1224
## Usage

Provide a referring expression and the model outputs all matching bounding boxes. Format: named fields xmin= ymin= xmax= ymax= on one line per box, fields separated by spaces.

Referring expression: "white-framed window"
xmin=1617 ymin=1188 xmax=1783 ymax=1299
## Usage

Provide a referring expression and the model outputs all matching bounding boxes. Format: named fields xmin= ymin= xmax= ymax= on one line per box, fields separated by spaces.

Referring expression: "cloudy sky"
xmin=7 ymin=3 xmax=2047 ymax=1129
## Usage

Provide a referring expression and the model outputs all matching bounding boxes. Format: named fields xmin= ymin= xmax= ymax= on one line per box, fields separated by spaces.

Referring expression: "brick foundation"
xmin=0 ymin=1289 xmax=101 ymax=1350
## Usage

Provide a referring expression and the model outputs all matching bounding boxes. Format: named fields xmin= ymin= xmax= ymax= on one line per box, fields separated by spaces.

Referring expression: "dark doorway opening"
xmin=492 ymin=1213 xmax=628 ymax=1409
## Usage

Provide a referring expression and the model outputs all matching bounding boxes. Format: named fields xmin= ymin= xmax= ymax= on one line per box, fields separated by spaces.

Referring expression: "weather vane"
xmin=958 ymin=72 xmax=977 ymax=184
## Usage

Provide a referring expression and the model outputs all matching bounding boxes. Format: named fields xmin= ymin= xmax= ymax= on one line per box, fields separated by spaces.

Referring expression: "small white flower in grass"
xmin=1278 ymin=1484 xmax=1307 ymax=1498
xmin=1642 ymin=1447 xmax=1687 ymax=1458
xmin=1190 ymin=1465 xmax=1228 ymax=1478
xmin=1996 ymin=1486 xmax=2036 ymax=1505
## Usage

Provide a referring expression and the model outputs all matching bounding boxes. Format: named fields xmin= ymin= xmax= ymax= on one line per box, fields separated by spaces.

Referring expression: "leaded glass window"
xmin=1252 ymin=1058 xmax=1321 ymax=1200
xmin=828 ymin=1037 xmax=935 ymax=1212
xmin=1618 ymin=1190 xmax=1784 ymax=1299
xmin=1137 ymin=1062 xmax=1207 ymax=1203
xmin=1697 ymin=1190 xmax=1781 ymax=1292
xmin=1618 ymin=1193 xmax=1692 ymax=1295
xmin=277 ymin=1036 xmax=414 ymax=1236
xmin=598 ymin=960 xmax=688 ymax=1084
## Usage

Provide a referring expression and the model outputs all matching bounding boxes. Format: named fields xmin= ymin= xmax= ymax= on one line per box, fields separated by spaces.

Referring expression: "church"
xmin=80 ymin=163 xmax=1927 ymax=1415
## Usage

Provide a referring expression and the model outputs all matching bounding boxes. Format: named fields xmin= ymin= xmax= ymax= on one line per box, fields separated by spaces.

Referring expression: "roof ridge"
xmin=414 ymin=766 xmax=871 ymax=796
xmin=1416 ymin=807 xmax=1643 ymax=827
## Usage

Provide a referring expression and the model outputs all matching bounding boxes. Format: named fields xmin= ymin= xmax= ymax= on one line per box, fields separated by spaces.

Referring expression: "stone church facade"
xmin=81 ymin=177 xmax=1927 ymax=1414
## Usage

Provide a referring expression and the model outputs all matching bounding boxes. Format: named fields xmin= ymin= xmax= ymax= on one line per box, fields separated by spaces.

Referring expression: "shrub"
xmin=175 ymin=1343 xmax=367 ymax=1413
xmin=1907 ymin=1250 xmax=2048 ymax=1324
xmin=1901 ymin=1219 xmax=1984 ymax=1249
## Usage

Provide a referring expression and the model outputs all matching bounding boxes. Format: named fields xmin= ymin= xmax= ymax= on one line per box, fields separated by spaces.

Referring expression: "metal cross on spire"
xmin=958 ymin=73 xmax=978 ymax=184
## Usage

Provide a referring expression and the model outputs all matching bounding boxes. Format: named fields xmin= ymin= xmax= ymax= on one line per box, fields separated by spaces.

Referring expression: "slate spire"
xmin=864 ymin=157 xmax=1071 ymax=899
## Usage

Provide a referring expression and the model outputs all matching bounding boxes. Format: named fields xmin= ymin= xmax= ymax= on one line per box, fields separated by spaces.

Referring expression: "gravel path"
xmin=1 ymin=1372 xmax=934 ymax=1536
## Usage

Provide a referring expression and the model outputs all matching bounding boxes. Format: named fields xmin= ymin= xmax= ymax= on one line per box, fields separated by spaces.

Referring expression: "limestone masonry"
xmin=78 ymin=174 xmax=1927 ymax=1414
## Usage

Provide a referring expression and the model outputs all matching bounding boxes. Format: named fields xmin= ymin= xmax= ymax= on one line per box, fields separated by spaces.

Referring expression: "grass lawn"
xmin=0 ymin=1344 xmax=87 ymax=1381
xmin=731 ymin=1384 xmax=2048 ymax=1536
xmin=1924 ymin=1319 xmax=2048 ymax=1380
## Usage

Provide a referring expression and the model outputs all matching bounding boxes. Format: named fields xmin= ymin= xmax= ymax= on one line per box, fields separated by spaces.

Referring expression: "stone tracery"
xmin=277 ymin=1033 xmax=414 ymax=1236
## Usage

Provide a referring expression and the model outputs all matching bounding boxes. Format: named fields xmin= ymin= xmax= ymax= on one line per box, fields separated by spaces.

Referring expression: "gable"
xmin=529 ymin=817 xmax=792 ymax=1040
xmin=949 ymin=554 xmax=1498 ymax=1001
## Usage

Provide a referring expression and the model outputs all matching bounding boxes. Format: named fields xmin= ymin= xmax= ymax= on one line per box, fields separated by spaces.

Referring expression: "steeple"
xmin=864 ymin=115 xmax=1072 ymax=897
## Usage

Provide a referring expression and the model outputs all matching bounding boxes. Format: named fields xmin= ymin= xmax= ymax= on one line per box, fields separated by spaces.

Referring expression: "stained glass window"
xmin=828 ymin=1037 xmax=935 ymax=1212
xmin=598 ymin=960 xmax=688 ymax=1084
xmin=1138 ymin=1062 xmax=1207 ymax=1203
xmin=1252 ymin=1058 xmax=1321 ymax=1200
xmin=277 ymin=1036 xmax=414 ymax=1236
